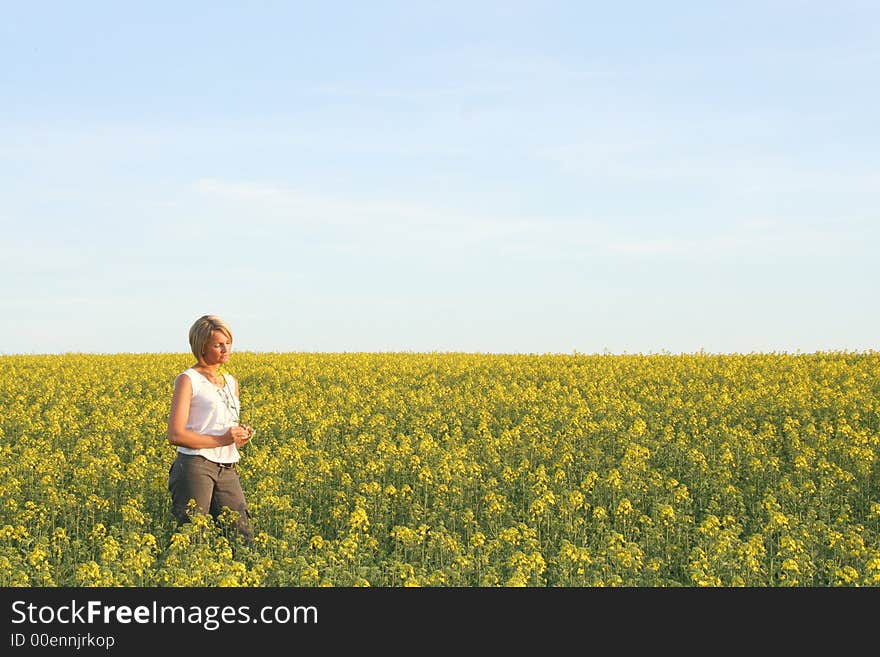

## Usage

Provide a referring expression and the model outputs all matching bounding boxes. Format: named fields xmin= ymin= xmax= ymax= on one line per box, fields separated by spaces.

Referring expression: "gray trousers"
xmin=168 ymin=452 xmax=253 ymax=543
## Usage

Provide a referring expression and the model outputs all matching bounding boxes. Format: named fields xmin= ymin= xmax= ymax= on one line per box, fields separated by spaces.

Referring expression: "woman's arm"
xmin=166 ymin=373 xmax=236 ymax=448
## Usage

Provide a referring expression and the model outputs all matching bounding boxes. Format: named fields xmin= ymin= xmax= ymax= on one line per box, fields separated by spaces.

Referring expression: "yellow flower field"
xmin=1 ymin=351 xmax=878 ymax=586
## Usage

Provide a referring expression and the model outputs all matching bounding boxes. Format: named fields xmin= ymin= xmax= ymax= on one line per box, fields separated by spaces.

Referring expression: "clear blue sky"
xmin=2 ymin=1 xmax=878 ymax=355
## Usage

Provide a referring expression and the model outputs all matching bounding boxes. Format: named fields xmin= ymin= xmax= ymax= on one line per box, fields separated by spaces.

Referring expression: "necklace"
xmin=217 ymin=378 xmax=241 ymax=424
xmin=197 ymin=367 xmax=225 ymax=386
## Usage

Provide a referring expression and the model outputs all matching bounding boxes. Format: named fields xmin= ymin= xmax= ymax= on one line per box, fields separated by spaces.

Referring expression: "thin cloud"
xmin=194 ymin=178 xmax=552 ymax=240
xmin=195 ymin=178 xmax=451 ymax=228
xmin=431 ymin=44 xmax=617 ymax=82
xmin=604 ymin=219 xmax=870 ymax=259
xmin=306 ymin=81 xmax=516 ymax=102
xmin=191 ymin=177 xmax=873 ymax=264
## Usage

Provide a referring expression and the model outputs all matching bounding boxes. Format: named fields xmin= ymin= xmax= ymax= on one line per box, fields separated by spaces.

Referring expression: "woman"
xmin=166 ymin=314 xmax=255 ymax=544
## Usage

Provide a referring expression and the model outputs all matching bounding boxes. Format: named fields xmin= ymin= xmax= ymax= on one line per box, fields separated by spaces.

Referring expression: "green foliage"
xmin=1 ymin=351 xmax=878 ymax=586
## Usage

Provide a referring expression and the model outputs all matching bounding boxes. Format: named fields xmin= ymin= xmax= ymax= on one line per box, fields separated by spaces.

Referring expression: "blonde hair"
xmin=188 ymin=315 xmax=234 ymax=364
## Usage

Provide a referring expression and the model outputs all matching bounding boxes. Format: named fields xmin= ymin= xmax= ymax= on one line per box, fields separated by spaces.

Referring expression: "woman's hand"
xmin=226 ymin=425 xmax=253 ymax=448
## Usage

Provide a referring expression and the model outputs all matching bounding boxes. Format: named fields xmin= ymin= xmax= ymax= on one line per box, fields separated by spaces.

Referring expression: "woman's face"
xmin=202 ymin=330 xmax=232 ymax=366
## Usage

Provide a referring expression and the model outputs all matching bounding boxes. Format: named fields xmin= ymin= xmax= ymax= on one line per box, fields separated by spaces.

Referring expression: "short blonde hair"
xmin=189 ymin=314 xmax=234 ymax=363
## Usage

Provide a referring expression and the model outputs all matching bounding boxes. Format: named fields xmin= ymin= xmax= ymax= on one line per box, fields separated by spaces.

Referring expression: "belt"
xmin=185 ymin=454 xmax=236 ymax=469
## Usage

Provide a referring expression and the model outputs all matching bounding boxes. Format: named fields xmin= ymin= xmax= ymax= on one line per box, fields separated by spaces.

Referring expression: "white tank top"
xmin=176 ymin=368 xmax=241 ymax=464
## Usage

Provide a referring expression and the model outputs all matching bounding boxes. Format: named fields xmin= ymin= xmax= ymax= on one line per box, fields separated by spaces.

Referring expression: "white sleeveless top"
xmin=176 ymin=368 xmax=241 ymax=464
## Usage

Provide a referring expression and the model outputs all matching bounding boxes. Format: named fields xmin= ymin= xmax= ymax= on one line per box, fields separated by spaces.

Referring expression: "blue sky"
xmin=2 ymin=1 xmax=878 ymax=355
